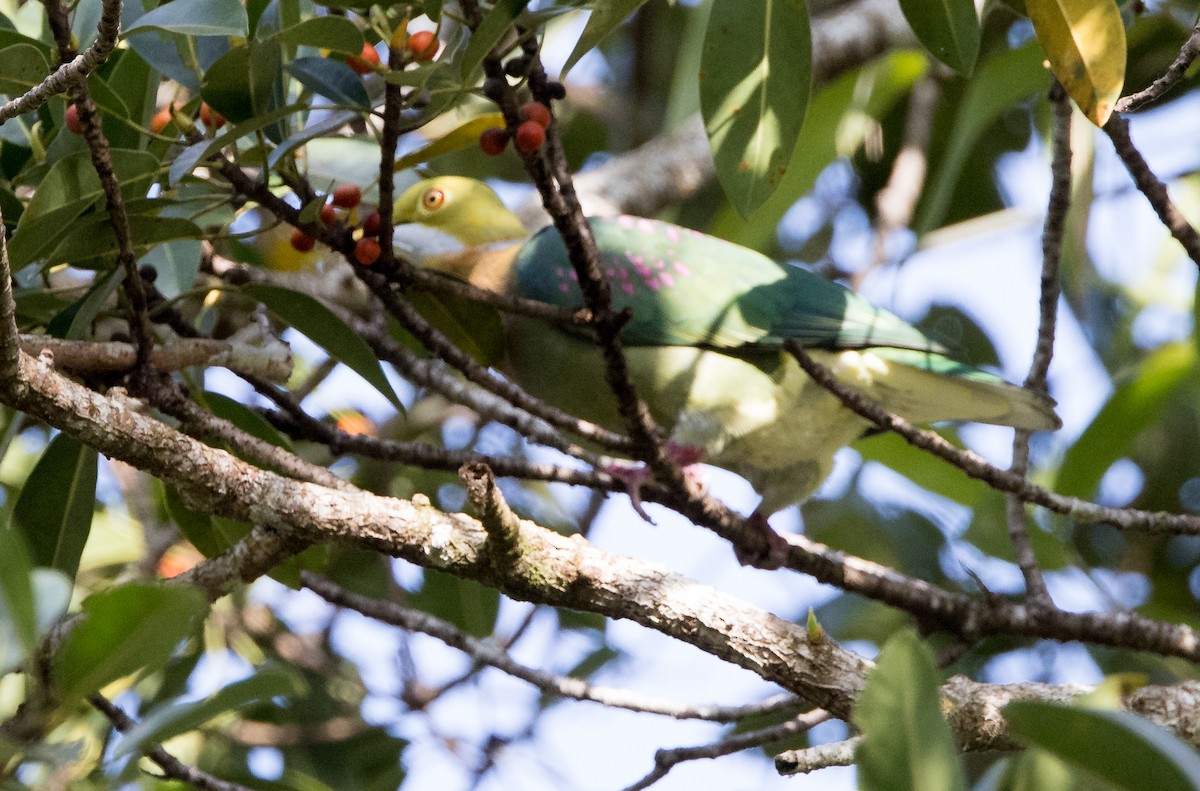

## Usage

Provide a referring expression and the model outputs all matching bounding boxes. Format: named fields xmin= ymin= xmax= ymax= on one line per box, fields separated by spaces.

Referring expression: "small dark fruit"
xmin=354 ymin=237 xmax=382 ymax=265
xmin=479 ymin=126 xmax=508 ymax=156
xmin=514 ymin=120 xmax=546 ymax=153
xmin=290 ymin=229 xmax=316 ymax=252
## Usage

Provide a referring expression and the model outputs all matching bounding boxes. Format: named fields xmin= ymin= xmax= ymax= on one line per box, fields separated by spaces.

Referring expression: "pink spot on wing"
xmin=619 ymin=269 xmax=631 ymax=280
xmin=655 ymin=260 xmax=666 ymax=270
xmin=617 ymin=216 xmax=636 ymax=228
xmin=646 ymin=278 xmax=660 ymax=290
xmin=660 ymin=273 xmax=675 ymax=287
xmin=569 ymin=271 xmax=577 ymax=281
xmin=635 ymin=265 xmax=652 ymax=278
xmin=665 ymin=227 xmax=681 ymax=242
xmin=674 ymin=262 xmax=691 ymax=276
xmin=559 ymin=282 xmax=571 ymax=293
xmin=638 ymin=219 xmax=655 ymax=233
xmin=606 ymin=268 xmax=616 ymax=277
xmin=621 ymin=282 xmax=635 ymax=295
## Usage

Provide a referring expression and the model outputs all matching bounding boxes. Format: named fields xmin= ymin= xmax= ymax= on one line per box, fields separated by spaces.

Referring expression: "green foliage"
xmin=854 ymin=629 xmax=965 ymax=791
xmin=0 ymin=0 xmax=1197 ymax=788
xmin=1006 ymin=702 xmax=1200 ymax=791
xmin=699 ymin=0 xmax=811 ymax=216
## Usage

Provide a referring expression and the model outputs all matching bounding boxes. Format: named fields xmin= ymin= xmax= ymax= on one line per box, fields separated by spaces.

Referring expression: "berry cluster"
xmin=344 ymin=28 xmax=439 ymax=74
xmin=288 ymin=183 xmax=383 ymax=266
xmin=478 ymin=101 xmax=554 ymax=156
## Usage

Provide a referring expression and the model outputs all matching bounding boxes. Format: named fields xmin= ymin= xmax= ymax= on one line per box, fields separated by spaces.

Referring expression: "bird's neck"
xmin=426 ymin=242 xmax=522 ymax=293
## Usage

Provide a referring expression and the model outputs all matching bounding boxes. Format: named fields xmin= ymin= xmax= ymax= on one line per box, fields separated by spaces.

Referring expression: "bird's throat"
xmin=427 ymin=243 xmax=522 ymax=293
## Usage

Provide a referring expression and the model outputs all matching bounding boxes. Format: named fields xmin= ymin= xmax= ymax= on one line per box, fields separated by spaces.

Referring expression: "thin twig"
xmin=1102 ymin=114 xmax=1200 ymax=268
xmin=1006 ymin=81 xmax=1072 ymax=608
xmin=623 ymin=708 xmax=833 ymax=791
xmin=1115 ymin=19 xmax=1200 ymax=114
xmin=784 ymin=342 xmax=1200 ymax=535
xmin=89 ymin=694 xmax=255 ymax=791
xmin=45 ymin=1 xmax=157 ymax=374
xmin=304 ymin=572 xmax=801 ymax=722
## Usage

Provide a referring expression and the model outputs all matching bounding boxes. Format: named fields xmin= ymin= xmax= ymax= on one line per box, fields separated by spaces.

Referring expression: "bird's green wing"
xmin=514 ymin=216 xmax=946 ymax=354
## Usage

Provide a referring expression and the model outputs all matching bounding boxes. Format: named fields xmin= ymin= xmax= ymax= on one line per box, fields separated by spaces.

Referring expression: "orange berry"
xmin=514 ymin=120 xmax=545 ymax=153
xmin=347 ymin=41 xmax=380 ymax=74
xmin=331 ymin=183 xmax=362 ymax=208
xmin=519 ymin=102 xmax=551 ymax=129
xmin=407 ymin=30 xmax=438 ymax=61
xmin=479 ymin=126 xmax=508 ymax=156
xmin=65 ymin=104 xmax=82 ymax=134
xmin=336 ymin=411 xmax=375 ymax=436
xmin=319 ymin=204 xmax=338 ymax=225
xmin=354 ymin=237 xmax=381 ymax=265
xmin=362 ymin=211 xmax=381 ymax=236
xmin=199 ymin=102 xmax=225 ymax=129
xmin=290 ymin=228 xmax=316 ymax=252
xmin=150 ymin=105 xmax=173 ymax=134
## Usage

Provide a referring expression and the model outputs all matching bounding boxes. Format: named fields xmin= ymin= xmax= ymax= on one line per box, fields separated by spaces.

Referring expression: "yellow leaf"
xmin=1027 ymin=0 xmax=1126 ymax=126
xmin=392 ymin=112 xmax=506 ymax=172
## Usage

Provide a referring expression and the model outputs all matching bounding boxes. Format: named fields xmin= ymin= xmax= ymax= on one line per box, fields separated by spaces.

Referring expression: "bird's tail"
xmin=845 ymin=348 xmax=1062 ymax=431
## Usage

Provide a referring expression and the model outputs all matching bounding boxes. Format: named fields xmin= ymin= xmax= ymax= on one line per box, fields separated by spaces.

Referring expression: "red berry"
xmin=319 ymin=204 xmax=338 ymax=225
xmin=354 ymin=237 xmax=381 ymax=266
xmin=290 ymin=228 xmax=316 ymax=252
xmin=362 ymin=211 xmax=381 ymax=236
xmin=407 ymin=30 xmax=438 ymax=61
xmin=65 ymin=104 xmax=83 ymax=134
xmin=519 ymin=102 xmax=551 ymax=129
xmin=331 ymin=183 xmax=362 ymax=209
xmin=514 ymin=120 xmax=545 ymax=153
xmin=347 ymin=41 xmax=380 ymax=74
xmin=150 ymin=105 xmax=173 ymax=134
xmin=199 ymin=102 xmax=225 ymax=129
xmin=479 ymin=126 xmax=508 ymax=156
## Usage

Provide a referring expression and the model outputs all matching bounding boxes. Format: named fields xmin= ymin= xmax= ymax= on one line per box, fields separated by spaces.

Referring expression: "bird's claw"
xmin=604 ymin=441 xmax=707 ymax=524
xmin=734 ymin=511 xmax=790 ymax=570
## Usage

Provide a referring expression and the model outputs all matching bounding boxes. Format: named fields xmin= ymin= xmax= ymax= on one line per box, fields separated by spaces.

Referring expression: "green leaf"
xmin=1005 ymin=702 xmax=1200 ymax=791
xmin=410 ymin=569 xmax=500 ymax=638
xmin=699 ymin=0 xmax=811 ymax=216
xmin=47 ymin=215 xmax=203 ymax=269
xmin=243 ymin=283 xmax=404 ymax=410
xmin=124 ymin=0 xmax=249 ymax=37
xmin=201 ymin=39 xmax=285 ymax=126
xmin=459 ymin=0 xmax=528 ymax=80
xmin=162 ymin=484 xmax=225 ymax=559
xmin=1 ymin=566 xmax=72 ymax=675
xmin=854 ymin=629 xmax=965 ymax=791
xmin=560 ymin=1 xmax=649 ymax=78
xmin=714 ymin=51 xmax=924 ymax=250
xmin=54 ymin=583 xmax=209 ymax=706
xmin=202 ymin=391 xmax=294 ymax=452
xmin=287 ymin=56 xmax=371 ymax=111
xmin=391 ymin=112 xmax=506 ymax=171
xmin=277 ymin=16 xmax=363 ymax=54
xmin=1027 ymin=0 xmax=1125 ymax=125
xmin=0 ymin=43 xmax=48 ymax=95
xmin=112 ymin=666 xmax=305 ymax=760
xmin=916 ymin=42 xmax=1048 ymax=233
xmin=12 ymin=433 xmax=98 ymax=581
xmin=1055 ymin=342 xmax=1195 ymax=499
xmin=898 ymin=0 xmax=979 ymax=74
xmin=0 ymin=525 xmax=37 ymax=660
xmin=139 ymin=239 xmax=203 ymax=300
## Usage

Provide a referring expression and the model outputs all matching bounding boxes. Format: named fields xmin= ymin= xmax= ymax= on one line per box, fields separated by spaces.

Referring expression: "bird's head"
xmin=392 ymin=176 xmax=527 ymax=268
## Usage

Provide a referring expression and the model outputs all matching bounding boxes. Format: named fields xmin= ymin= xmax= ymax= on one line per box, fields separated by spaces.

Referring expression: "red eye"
xmin=422 ymin=188 xmax=445 ymax=210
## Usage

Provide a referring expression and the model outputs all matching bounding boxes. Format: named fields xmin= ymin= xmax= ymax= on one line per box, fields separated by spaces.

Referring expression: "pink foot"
xmin=604 ymin=442 xmax=707 ymax=524
xmin=733 ymin=511 xmax=790 ymax=570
